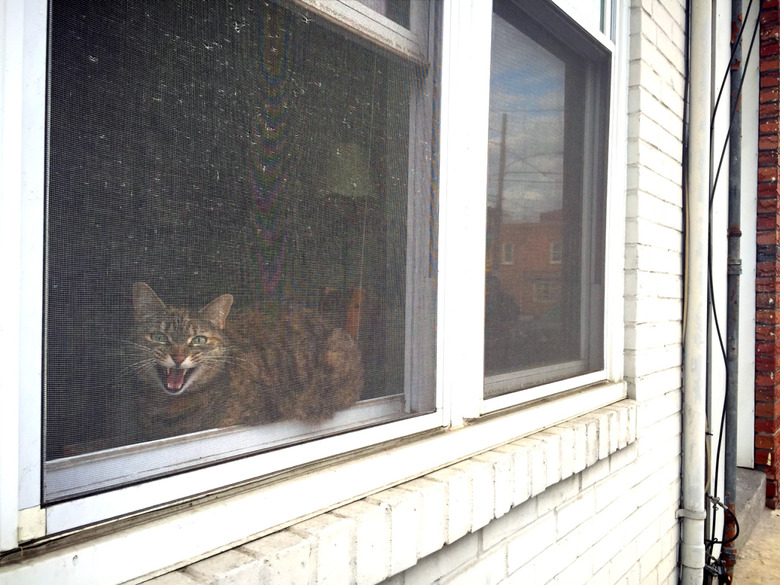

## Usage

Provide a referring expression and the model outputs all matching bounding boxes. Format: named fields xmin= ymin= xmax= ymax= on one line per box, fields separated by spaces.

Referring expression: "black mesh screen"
xmin=483 ymin=1 xmax=607 ymax=393
xmin=46 ymin=0 xmax=429 ymax=467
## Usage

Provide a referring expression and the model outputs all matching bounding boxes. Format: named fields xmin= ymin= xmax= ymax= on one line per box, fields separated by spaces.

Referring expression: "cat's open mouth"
xmin=160 ymin=366 xmax=192 ymax=395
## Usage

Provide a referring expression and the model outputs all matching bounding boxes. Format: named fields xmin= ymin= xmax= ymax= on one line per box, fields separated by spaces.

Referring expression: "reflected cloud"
xmin=486 ymin=13 xmax=565 ymax=223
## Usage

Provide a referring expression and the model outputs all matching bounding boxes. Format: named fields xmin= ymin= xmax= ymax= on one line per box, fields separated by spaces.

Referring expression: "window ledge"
xmin=140 ymin=400 xmax=638 ymax=585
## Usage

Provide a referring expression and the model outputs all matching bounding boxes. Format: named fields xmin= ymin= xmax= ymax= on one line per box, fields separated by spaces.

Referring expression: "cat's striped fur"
xmin=129 ymin=282 xmax=364 ymax=441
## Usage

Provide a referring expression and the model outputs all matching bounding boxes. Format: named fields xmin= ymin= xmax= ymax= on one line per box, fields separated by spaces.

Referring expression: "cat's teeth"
xmin=165 ymin=366 xmax=187 ymax=391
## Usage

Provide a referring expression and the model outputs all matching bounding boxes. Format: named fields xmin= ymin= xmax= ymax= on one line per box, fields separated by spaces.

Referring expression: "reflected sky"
xmin=487 ymin=13 xmax=565 ymax=223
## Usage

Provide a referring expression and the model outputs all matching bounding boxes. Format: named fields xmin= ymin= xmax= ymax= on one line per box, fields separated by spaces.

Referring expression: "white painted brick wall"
xmin=425 ymin=466 xmax=472 ymax=544
xmin=473 ymin=450 xmax=514 ymax=518
xmin=241 ymin=530 xmax=311 ymax=585
xmin=332 ymin=500 xmax=391 ymax=585
xmin=626 ymin=3 xmax=685 ymax=435
xmin=481 ymin=498 xmax=537 ymax=551
xmin=402 ymin=533 xmax=479 ymax=585
xmin=365 ymin=488 xmax=422 ymax=575
xmin=145 ymin=573 xmax=202 ymax=585
xmin=184 ymin=549 xmax=263 ymax=585
xmin=290 ymin=513 xmax=355 ymax=585
xmin=449 ymin=459 xmax=495 ymax=532
xmin=537 ymin=430 xmax=563 ymax=488
xmin=395 ymin=478 xmax=446 ymax=559
xmin=515 ymin=437 xmax=547 ymax=498
xmin=506 ymin=512 xmax=557 ymax=576
xmin=621 ymin=3 xmax=685 ymax=583
xmin=142 ymin=402 xmax=660 ymax=585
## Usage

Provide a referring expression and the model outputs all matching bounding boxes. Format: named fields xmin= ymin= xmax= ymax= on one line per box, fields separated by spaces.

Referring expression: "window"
xmin=550 ymin=240 xmax=563 ymax=264
xmin=483 ymin=0 xmax=610 ymax=397
xmin=533 ymin=280 xmax=560 ymax=304
xmin=502 ymin=242 xmax=515 ymax=264
xmin=356 ymin=0 xmax=411 ymax=27
xmin=4 ymin=0 xmax=626 ymax=567
xmin=44 ymin=0 xmax=438 ymax=502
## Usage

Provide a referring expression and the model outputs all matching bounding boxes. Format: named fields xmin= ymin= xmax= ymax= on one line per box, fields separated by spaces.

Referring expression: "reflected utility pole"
xmin=489 ymin=112 xmax=508 ymax=274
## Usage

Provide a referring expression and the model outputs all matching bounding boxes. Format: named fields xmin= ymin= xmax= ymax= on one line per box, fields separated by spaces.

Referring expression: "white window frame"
xmin=38 ymin=0 xmax=441 ymax=515
xmin=482 ymin=0 xmax=612 ymax=401
xmin=1 ymin=1 xmax=628 ymax=582
xmin=291 ymin=0 xmax=427 ymax=63
xmin=444 ymin=0 xmax=626 ymax=416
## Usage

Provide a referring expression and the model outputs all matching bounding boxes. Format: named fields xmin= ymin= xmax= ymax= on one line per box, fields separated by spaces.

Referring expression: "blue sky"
xmin=486 ymin=13 xmax=565 ymax=224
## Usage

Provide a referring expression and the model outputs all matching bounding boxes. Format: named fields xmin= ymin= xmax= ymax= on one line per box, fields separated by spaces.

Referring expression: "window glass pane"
xmin=484 ymin=1 xmax=607 ymax=396
xmin=45 ymin=0 xmax=437 ymax=497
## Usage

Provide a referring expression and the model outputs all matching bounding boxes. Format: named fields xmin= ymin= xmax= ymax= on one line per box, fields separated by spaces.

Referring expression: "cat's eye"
xmin=190 ymin=335 xmax=208 ymax=346
xmin=150 ymin=332 xmax=168 ymax=344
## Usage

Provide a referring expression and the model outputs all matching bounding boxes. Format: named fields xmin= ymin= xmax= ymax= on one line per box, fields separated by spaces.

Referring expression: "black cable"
xmin=707 ymin=494 xmax=742 ymax=546
xmin=703 ymin=0 xmax=763 ymax=561
xmin=711 ymin=0 xmax=756 ymax=132
xmin=710 ymin=6 xmax=763 ymax=208
xmin=707 ymin=0 xmax=763 ymax=554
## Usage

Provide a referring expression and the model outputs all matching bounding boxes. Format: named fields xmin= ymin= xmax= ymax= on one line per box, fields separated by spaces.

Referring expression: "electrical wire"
xmin=708 ymin=0 xmax=762 ymax=530
xmin=702 ymin=1 xmax=764 ymax=572
xmin=678 ymin=0 xmax=761 ymax=581
xmin=704 ymin=2 xmax=756 ymax=551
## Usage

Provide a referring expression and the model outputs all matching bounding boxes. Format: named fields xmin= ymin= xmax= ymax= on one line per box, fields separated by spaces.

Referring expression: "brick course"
xmin=141 ymin=403 xmax=650 ymax=585
xmin=756 ymin=2 xmax=780 ymax=509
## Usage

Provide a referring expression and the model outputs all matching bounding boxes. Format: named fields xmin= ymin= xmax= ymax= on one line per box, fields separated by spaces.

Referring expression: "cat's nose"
xmin=172 ymin=355 xmax=186 ymax=365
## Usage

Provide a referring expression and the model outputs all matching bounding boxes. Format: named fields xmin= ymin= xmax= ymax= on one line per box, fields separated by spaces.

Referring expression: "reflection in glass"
xmin=45 ymin=0 xmax=435 ymax=470
xmin=484 ymin=2 xmax=606 ymax=393
xmin=356 ymin=0 xmax=411 ymax=28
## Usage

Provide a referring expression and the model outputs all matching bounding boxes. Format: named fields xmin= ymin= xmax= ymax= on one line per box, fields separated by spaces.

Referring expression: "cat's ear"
xmin=200 ymin=294 xmax=233 ymax=330
xmin=132 ymin=282 xmax=167 ymax=321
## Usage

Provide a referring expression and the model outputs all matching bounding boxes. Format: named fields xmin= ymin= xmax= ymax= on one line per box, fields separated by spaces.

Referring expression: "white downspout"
xmin=679 ymin=0 xmax=711 ymax=582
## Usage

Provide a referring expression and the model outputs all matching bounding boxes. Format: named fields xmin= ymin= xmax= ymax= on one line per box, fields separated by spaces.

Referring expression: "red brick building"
xmin=756 ymin=0 xmax=780 ymax=508
xmin=491 ymin=209 xmax=563 ymax=317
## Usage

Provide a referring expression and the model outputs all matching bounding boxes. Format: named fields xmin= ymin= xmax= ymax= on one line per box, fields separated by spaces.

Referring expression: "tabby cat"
xmin=129 ymin=282 xmax=364 ymax=441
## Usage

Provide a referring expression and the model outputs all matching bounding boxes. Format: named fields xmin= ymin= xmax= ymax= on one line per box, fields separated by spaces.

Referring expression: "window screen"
xmin=356 ymin=0 xmax=411 ymax=27
xmin=45 ymin=0 xmax=438 ymax=501
xmin=484 ymin=0 xmax=608 ymax=397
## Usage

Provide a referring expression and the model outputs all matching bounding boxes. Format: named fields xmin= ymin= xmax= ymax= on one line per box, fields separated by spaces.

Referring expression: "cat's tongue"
xmin=167 ymin=368 xmax=186 ymax=391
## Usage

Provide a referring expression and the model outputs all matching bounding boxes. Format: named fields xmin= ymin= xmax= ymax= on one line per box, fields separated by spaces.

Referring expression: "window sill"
xmin=1 ymin=383 xmax=627 ymax=585
xmin=139 ymin=399 xmax=638 ymax=585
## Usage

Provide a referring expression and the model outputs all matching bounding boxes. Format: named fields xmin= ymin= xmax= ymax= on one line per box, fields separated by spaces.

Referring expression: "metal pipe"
xmin=722 ymin=0 xmax=743 ymax=575
xmin=680 ymin=0 xmax=712 ymax=583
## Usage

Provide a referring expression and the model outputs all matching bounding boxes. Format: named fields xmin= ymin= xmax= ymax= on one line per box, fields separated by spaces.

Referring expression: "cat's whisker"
xmin=119 ymin=339 xmax=159 ymax=355
xmin=117 ymin=358 xmax=159 ymax=379
xmin=209 ymin=353 xmax=258 ymax=374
